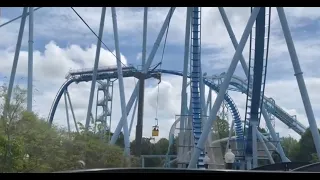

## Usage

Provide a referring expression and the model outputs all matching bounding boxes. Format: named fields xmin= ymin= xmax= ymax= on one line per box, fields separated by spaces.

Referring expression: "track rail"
xmin=47 ymin=68 xmax=306 ymax=137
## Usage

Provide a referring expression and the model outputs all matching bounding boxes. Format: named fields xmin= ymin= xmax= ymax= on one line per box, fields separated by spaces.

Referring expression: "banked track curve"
xmin=47 ymin=68 xmax=306 ymax=139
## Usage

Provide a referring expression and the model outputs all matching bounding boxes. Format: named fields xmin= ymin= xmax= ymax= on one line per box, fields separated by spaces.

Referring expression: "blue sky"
xmin=1 ymin=7 xmax=320 ymax=141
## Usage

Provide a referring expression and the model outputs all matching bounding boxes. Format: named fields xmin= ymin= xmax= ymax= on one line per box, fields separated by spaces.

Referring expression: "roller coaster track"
xmin=47 ymin=67 xmax=306 ymax=139
xmin=190 ymin=7 xmax=204 ymax=168
xmin=214 ymin=74 xmax=306 ymax=135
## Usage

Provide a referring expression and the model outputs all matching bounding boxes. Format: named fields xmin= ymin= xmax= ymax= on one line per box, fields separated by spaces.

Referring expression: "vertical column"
xmin=277 ymin=7 xmax=320 ymax=159
xmin=246 ymin=7 xmax=265 ymax=169
xmin=27 ymin=7 xmax=34 ymax=112
xmin=109 ymin=8 xmax=175 ymax=144
xmin=190 ymin=7 xmax=203 ymax=168
xmin=85 ymin=7 xmax=106 ymax=130
xmin=7 ymin=7 xmax=27 ymax=114
xmin=111 ymin=7 xmax=130 ymax=157
xmin=188 ymin=7 xmax=261 ymax=168
xmin=178 ymin=7 xmax=191 ymax=167
xmin=64 ymin=90 xmax=71 ymax=137
xmin=135 ymin=7 xmax=148 ymax=157
xmin=218 ymin=7 xmax=289 ymax=162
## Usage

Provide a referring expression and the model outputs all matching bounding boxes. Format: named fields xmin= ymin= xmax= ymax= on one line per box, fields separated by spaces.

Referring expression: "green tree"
xmin=210 ymin=116 xmax=231 ymax=155
xmin=212 ymin=116 xmax=230 ymax=139
xmin=0 ymin=85 xmax=132 ymax=172
xmin=280 ymin=136 xmax=299 ymax=161
xmin=294 ymin=128 xmax=320 ymax=162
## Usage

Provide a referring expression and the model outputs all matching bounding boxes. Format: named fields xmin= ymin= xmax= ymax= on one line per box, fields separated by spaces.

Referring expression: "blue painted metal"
xmin=190 ymin=7 xmax=204 ymax=168
xmin=110 ymin=8 xmax=176 ymax=145
xmin=204 ymin=79 xmax=243 ymax=143
xmin=48 ymin=68 xmax=306 ymax=138
xmin=95 ymin=80 xmax=113 ymax=140
xmin=277 ymin=7 xmax=320 ymax=160
xmin=250 ymin=7 xmax=266 ymax=123
xmin=27 ymin=7 xmax=34 ymax=112
xmin=224 ymin=92 xmax=244 ymax=145
xmin=48 ymin=68 xmax=245 ymax=169
xmin=85 ymin=7 xmax=107 ymax=130
xmin=7 ymin=7 xmax=28 ymax=111
xmin=244 ymin=8 xmax=269 ymax=168
xmin=228 ymin=80 xmax=306 ymax=135
xmin=245 ymin=7 xmax=266 ymax=158
xmin=189 ymin=7 xmax=260 ymax=168
xmin=129 ymin=97 xmax=138 ymax=136
xmin=218 ymin=7 xmax=289 ymax=162
xmin=49 ymin=69 xmax=244 ymax=138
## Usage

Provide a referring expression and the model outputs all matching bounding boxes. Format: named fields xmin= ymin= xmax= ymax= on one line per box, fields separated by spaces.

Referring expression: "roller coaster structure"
xmin=3 ymin=7 xmax=320 ymax=170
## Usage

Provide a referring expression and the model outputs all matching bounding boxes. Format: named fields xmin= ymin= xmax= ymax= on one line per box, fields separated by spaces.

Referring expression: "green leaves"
xmin=280 ymin=128 xmax=320 ymax=163
xmin=0 ymin=85 xmax=128 ymax=172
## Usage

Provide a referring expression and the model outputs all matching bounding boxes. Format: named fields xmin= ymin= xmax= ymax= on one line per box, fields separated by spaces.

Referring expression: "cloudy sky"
xmin=0 ymin=7 xmax=320 ymax=142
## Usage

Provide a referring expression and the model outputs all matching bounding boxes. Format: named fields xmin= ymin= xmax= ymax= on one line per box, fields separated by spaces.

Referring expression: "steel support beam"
xmin=66 ymin=90 xmax=79 ymax=133
xmin=27 ymin=7 xmax=34 ymax=112
xmin=85 ymin=7 xmax=106 ymax=130
xmin=109 ymin=8 xmax=176 ymax=145
xmin=188 ymin=7 xmax=261 ymax=168
xmin=64 ymin=91 xmax=71 ymax=137
xmin=135 ymin=7 xmax=149 ymax=157
xmin=6 ymin=7 xmax=28 ymax=114
xmin=135 ymin=78 xmax=145 ymax=156
xmin=178 ymin=7 xmax=192 ymax=167
xmin=129 ymin=97 xmax=138 ymax=136
xmin=246 ymin=7 xmax=266 ymax=169
xmin=111 ymin=7 xmax=130 ymax=157
xmin=277 ymin=7 xmax=320 ymax=159
xmin=218 ymin=7 xmax=289 ymax=162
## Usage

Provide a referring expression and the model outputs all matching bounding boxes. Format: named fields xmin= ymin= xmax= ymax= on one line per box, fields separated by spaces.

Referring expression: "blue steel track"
xmin=48 ymin=67 xmax=306 ymax=140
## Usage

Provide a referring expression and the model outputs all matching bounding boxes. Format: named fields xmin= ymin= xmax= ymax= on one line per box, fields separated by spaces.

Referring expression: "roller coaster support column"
xmin=111 ymin=7 xmax=130 ymax=157
xmin=277 ymin=7 xmax=320 ymax=159
xmin=64 ymin=90 xmax=71 ymax=137
xmin=184 ymin=98 xmax=193 ymax=155
xmin=218 ymin=7 xmax=289 ymax=162
xmin=129 ymin=98 xmax=138 ymax=136
xmin=109 ymin=8 xmax=175 ymax=145
xmin=135 ymin=7 xmax=148 ymax=157
xmin=178 ymin=7 xmax=191 ymax=167
xmin=251 ymin=121 xmax=258 ymax=168
xmin=246 ymin=7 xmax=265 ymax=169
xmin=27 ymin=7 xmax=34 ymax=112
xmin=85 ymin=7 xmax=106 ymax=130
xmin=262 ymin=109 xmax=289 ymax=161
xmin=6 ymin=7 xmax=27 ymax=115
xmin=226 ymin=120 xmax=234 ymax=153
xmin=200 ymin=73 xmax=206 ymax=117
xmin=188 ymin=7 xmax=261 ymax=168
xmin=135 ymin=76 xmax=145 ymax=157
xmin=142 ymin=7 xmax=148 ymax=69
xmin=257 ymin=128 xmax=275 ymax=164
xmin=66 ymin=90 xmax=79 ymax=133
xmin=205 ymin=89 xmax=212 ymax=114
xmin=0 ymin=8 xmax=42 ymax=28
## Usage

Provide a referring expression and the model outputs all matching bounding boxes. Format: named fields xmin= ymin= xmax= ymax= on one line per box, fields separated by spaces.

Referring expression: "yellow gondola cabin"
xmin=152 ymin=125 xmax=159 ymax=137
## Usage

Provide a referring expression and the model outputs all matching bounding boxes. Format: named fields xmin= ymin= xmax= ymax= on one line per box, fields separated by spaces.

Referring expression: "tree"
xmin=278 ymin=128 xmax=320 ymax=163
xmin=280 ymin=136 xmax=299 ymax=161
xmin=212 ymin=116 xmax=230 ymax=139
xmin=211 ymin=116 xmax=231 ymax=155
xmin=0 ymin=85 xmax=132 ymax=172
xmin=294 ymin=128 xmax=320 ymax=162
